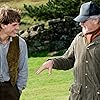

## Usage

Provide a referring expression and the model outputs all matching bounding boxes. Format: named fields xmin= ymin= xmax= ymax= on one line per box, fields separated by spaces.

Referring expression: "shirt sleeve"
xmin=16 ymin=37 xmax=28 ymax=91
xmin=52 ymin=35 xmax=77 ymax=70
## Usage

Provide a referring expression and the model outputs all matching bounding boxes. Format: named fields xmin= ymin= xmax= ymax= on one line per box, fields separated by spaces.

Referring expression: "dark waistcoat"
xmin=7 ymin=36 xmax=20 ymax=86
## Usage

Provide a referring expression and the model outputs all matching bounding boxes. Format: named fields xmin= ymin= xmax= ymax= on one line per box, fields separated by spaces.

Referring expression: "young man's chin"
xmin=11 ymin=34 xmax=17 ymax=37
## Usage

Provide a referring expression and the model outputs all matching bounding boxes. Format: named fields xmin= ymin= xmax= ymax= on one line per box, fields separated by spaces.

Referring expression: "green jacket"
xmin=53 ymin=32 xmax=100 ymax=100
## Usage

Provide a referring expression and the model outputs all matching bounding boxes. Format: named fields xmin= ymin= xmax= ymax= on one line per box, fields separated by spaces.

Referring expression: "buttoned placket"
xmin=84 ymin=45 xmax=90 ymax=99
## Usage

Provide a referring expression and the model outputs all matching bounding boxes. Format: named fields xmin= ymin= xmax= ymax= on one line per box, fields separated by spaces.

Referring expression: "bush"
xmin=23 ymin=0 xmax=80 ymax=21
xmin=23 ymin=0 xmax=100 ymax=21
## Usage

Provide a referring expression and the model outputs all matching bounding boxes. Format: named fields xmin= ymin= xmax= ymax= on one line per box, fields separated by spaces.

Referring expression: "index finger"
xmin=36 ymin=66 xmax=46 ymax=75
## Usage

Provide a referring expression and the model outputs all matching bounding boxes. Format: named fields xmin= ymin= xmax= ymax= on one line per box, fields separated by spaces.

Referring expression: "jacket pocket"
xmin=70 ymin=83 xmax=82 ymax=94
xmin=69 ymin=83 xmax=82 ymax=100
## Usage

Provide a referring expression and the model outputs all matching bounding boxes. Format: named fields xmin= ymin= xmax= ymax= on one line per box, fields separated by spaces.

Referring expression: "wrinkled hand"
xmin=36 ymin=60 xmax=54 ymax=74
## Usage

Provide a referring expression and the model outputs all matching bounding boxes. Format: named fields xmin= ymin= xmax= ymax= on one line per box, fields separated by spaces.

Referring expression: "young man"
xmin=36 ymin=1 xmax=100 ymax=100
xmin=0 ymin=6 xmax=28 ymax=100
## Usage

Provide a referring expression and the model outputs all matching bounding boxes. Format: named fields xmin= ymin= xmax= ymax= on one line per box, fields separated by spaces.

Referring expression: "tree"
xmin=23 ymin=0 xmax=100 ymax=21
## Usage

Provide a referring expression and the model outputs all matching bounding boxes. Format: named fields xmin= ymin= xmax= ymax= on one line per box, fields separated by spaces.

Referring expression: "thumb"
xmin=48 ymin=67 xmax=52 ymax=75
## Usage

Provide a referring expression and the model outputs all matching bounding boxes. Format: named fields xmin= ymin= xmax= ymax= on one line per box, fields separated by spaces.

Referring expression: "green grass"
xmin=20 ymin=57 xmax=74 ymax=100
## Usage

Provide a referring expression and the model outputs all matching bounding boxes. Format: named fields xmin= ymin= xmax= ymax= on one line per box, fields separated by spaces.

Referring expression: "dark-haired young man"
xmin=0 ymin=6 xmax=28 ymax=100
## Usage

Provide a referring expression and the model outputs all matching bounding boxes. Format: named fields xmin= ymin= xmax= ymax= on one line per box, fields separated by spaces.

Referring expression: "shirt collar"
xmin=9 ymin=37 xmax=13 ymax=42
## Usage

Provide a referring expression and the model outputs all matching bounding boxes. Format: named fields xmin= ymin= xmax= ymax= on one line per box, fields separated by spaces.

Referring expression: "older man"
xmin=36 ymin=1 xmax=100 ymax=100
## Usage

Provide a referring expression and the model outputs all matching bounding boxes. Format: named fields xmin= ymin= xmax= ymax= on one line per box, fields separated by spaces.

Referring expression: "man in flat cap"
xmin=36 ymin=1 xmax=100 ymax=100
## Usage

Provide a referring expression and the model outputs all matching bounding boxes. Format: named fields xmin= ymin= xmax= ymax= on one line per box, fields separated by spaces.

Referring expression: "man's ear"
xmin=0 ymin=24 xmax=6 ymax=29
xmin=98 ymin=18 xmax=100 ymax=25
xmin=94 ymin=17 xmax=99 ymax=24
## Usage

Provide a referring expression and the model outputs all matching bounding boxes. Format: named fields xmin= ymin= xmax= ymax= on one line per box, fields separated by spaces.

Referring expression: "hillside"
xmin=0 ymin=0 xmax=48 ymax=30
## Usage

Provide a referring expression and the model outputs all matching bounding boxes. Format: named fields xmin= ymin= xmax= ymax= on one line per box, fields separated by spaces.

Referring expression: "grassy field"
xmin=20 ymin=57 xmax=74 ymax=100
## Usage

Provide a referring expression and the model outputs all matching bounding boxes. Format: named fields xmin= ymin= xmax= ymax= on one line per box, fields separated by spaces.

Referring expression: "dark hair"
xmin=0 ymin=6 xmax=21 ymax=25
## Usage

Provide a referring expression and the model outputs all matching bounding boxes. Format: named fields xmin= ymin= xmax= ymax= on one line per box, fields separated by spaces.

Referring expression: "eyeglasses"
xmin=81 ymin=18 xmax=92 ymax=23
xmin=81 ymin=17 xmax=97 ymax=23
xmin=81 ymin=20 xmax=88 ymax=23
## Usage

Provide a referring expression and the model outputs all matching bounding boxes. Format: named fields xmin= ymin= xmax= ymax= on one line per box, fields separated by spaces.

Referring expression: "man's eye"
xmin=12 ymin=24 xmax=19 ymax=26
